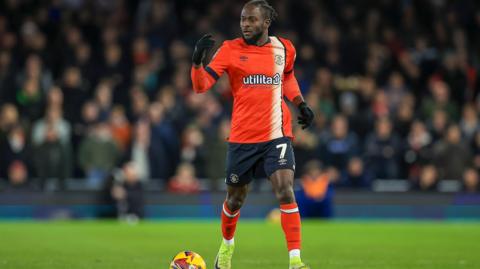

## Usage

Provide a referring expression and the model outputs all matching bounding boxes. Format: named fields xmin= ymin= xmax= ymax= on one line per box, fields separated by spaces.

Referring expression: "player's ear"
xmin=264 ymin=18 xmax=271 ymax=28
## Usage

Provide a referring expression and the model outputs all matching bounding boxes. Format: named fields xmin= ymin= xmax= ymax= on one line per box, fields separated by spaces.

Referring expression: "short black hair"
xmin=244 ymin=0 xmax=278 ymax=22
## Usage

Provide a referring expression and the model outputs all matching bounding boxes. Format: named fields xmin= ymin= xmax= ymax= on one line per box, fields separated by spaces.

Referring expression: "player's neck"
xmin=243 ymin=32 xmax=270 ymax=46
xmin=256 ymin=34 xmax=270 ymax=46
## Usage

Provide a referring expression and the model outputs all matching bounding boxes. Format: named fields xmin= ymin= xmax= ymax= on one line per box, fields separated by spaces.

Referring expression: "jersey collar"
xmin=241 ymin=36 xmax=272 ymax=47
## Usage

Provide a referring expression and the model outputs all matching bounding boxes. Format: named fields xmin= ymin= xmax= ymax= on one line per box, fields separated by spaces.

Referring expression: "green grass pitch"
xmin=1 ymin=220 xmax=479 ymax=269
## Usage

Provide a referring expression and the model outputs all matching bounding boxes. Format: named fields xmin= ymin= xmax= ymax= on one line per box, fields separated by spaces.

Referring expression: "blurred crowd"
xmin=0 ymin=0 xmax=480 ymax=193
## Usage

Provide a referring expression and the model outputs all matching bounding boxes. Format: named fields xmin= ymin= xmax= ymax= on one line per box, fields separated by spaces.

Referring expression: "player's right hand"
xmin=192 ymin=34 xmax=215 ymax=65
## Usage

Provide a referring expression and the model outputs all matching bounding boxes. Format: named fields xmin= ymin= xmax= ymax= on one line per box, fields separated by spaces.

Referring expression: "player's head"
xmin=241 ymin=0 xmax=277 ymax=45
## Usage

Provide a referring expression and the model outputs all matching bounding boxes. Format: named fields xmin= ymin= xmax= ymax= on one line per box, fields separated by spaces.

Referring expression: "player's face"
xmin=240 ymin=5 xmax=270 ymax=44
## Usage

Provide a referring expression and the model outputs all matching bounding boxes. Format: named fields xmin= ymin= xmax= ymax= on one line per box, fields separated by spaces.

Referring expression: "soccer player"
xmin=190 ymin=1 xmax=314 ymax=268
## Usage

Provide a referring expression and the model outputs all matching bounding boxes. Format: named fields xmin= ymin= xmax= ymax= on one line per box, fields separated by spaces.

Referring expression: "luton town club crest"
xmin=275 ymin=55 xmax=284 ymax=65
xmin=230 ymin=174 xmax=239 ymax=183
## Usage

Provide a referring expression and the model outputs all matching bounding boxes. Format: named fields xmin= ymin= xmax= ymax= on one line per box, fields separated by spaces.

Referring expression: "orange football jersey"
xmin=191 ymin=36 xmax=302 ymax=143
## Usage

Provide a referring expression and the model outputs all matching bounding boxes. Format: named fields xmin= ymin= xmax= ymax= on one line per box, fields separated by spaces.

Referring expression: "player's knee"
xmin=226 ymin=196 xmax=245 ymax=211
xmin=274 ymin=186 xmax=295 ymax=204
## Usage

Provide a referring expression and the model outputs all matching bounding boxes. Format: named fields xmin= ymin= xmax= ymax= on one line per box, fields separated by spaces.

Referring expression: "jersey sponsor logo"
xmin=239 ymin=55 xmax=248 ymax=62
xmin=243 ymin=73 xmax=281 ymax=85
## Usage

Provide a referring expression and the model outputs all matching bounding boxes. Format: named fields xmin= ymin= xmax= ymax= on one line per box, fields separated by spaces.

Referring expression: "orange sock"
xmin=221 ymin=201 xmax=240 ymax=240
xmin=280 ymin=203 xmax=301 ymax=251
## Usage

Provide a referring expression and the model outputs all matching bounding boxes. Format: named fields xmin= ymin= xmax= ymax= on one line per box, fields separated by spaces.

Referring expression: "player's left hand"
xmin=192 ymin=34 xmax=215 ymax=65
xmin=297 ymin=102 xmax=314 ymax=129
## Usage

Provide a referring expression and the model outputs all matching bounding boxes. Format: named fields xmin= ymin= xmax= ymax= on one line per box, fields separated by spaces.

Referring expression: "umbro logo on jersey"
xmin=243 ymin=73 xmax=281 ymax=85
xmin=240 ymin=55 xmax=248 ymax=61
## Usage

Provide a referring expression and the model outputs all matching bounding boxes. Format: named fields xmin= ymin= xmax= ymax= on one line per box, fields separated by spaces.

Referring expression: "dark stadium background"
xmin=0 ymin=0 xmax=480 ymax=220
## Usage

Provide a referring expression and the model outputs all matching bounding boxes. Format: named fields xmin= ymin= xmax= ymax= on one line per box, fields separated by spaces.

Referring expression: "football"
xmin=170 ymin=251 xmax=207 ymax=269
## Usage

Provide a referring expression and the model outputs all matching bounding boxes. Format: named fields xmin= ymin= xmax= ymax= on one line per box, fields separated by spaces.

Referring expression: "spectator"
xmin=205 ymin=119 xmax=230 ymax=188
xmin=421 ymin=80 xmax=458 ymax=121
xmin=0 ymin=103 xmax=19 ymax=142
xmin=471 ymin=131 xmax=480 ymax=171
xmin=129 ymin=87 xmax=150 ymax=121
xmin=132 ymin=36 xmax=150 ymax=66
xmin=73 ymin=42 xmax=95 ymax=85
xmin=371 ymin=90 xmax=389 ymax=118
xmin=365 ymin=116 xmax=403 ymax=179
xmin=46 ymin=86 xmax=64 ymax=110
xmin=101 ymin=43 xmax=128 ymax=88
xmin=357 ymin=77 xmax=376 ymax=114
xmin=110 ymin=162 xmax=145 ymax=219
xmin=61 ymin=26 xmax=83 ymax=67
xmin=16 ymin=78 xmax=44 ymax=122
xmin=194 ymin=93 xmax=223 ymax=137
xmin=172 ymin=69 xmax=191 ymax=97
xmin=94 ymin=81 xmax=114 ymax=121
xmin=462 ymin=168 xmax=479 ymax=193
xmin=292 ymin=126 xmax=319 ymax=176
xmin=16 ymin=54 xmax=52 ymax=95
xmin=72 ymin=101 xmax=100 ymax=156
xmin=433 ymin=124 xmax=472 ymax=180
xmin=78 ymin=120 xmax=120 ymax=187
xmin=459 ymin=104 xmax=479 ymax=142
xmin=340 ymin=157 xmax=372 ymax=188
xmin=384 ymin=71 xmax=408 ymax=113
xmin=414 ymin=165 xmax=439 ymax=191
xmin=128 ymin=120 xmax=152 ymax=181
xmin=0 ymin=50 xmax=16 ymax=103
xmin=5 ymin=161 xmax=32 ymax=192
xmin=404 ymin=120 xmax=433 ymax=179
xmin=31 ymin=106 xmax=71 ymax=146
xmin=33 ymin=123 xmax=72 ymax=189
xmin=428 ymin=109 xmax=450 ymax=142
xmin=109 ymin=105 xmax=131 ymax=152
xmin=61 ymin=66 xmax=88 ymax=123
xmin=393 ymin=95 xmax=415 ymax=139
xmin=311 ymin=68 xmax=336 ymax=120
xmin=319 ymin=114 xmax=359 ymax=170
xmin=180 ymin=125 xmax=207 ymax=178
xmin=338 ymin=92 xmax=360 ymax=131
xmin=168 ymin=162 xmax=200 ymax=194
xmin=442 ymin=52 xmax=468 ymax=107
xmin=347 ymin=78 xmax=375 ymax=140
xmin=156 ymin=85 xmax=187 ymax=129
xmin=295 ymin=160 xmax=333 ymax=218
xmin=149 ymin=102 xmax=179 ymax=179
xmin=0 ymin=125 xmax=31 ymax=179
xmin=133 ymin=63 xmax=159 ymax=98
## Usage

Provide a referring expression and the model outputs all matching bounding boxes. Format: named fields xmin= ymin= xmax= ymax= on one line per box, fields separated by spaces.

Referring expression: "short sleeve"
xmin=205 ymin=41 xmax=230 ymax=80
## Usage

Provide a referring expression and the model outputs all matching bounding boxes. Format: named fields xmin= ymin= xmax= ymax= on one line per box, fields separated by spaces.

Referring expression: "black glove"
xmin=297 ymin=102 xmax=314 ymax=129
xmin=192 ymin=34 xmax=215 ymax=65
